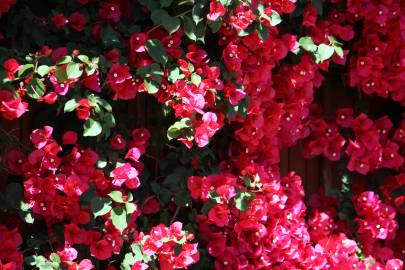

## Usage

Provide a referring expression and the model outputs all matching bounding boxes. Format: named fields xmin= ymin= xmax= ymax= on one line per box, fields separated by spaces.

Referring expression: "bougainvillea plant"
xmin=0 ymin=0 xmax=404 ymax=269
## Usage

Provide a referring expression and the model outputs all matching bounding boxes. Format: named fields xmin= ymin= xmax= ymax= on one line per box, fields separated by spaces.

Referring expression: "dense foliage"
xmin=0 ymin=0 xmax=404 ymax=269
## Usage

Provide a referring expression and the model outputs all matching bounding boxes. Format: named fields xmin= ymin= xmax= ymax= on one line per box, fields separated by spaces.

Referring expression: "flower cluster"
xmin=303 ymin=116 xmax=346 ymax=161
xmin=132 ymin=222 xmax=199 ymax=270
xmin=346 ymin=113 xmax=403 ymax=174
xmin=0 ymin=89 xmax=28 ymax=120
xmin=220 ymin=12 xmax=325 ymax=166
xmin=380 ymin=173 xmax=405 ymax=215
xmin=304 ymin=109 xmax=404 ymax=175
xmin=189 ymin=171 xmax=316 ymax=269
xmin=354 ymin=191 xmax=399 ymax=258
xmin=154 ymin=45 xmax=227 ymax=148
xmin=3 ymin=125 xmax=199 ymax=269
xmin=347 ymin=0 xmax=405 ymax=105
xmin=22 ymin=126 xmax=102 ymax=222
xmin=0 ymin=226 xmax=23 ymax=270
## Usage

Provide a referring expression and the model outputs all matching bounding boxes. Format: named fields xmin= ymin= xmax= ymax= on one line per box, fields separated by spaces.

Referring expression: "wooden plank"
xmin=305 ymin=157 xmax=321 ymax=200
xmin=288 ymin=143 xmax=306 ymax=181
xmin=319 ymin=72 xmax=354 ymax=192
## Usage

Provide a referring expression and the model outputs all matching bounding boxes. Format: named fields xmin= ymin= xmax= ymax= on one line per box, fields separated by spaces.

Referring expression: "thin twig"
xmin=0 ymin=126 xmax=32 ymax=151
xmin=170 ymin=205 xmax=180 ymax=224
xmin=165 ymin=143 xmax=177 ymax=150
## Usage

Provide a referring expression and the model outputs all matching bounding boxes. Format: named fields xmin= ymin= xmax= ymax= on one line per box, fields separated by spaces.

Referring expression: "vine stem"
xmin=21 ymin=247 xmax=34 ymax=254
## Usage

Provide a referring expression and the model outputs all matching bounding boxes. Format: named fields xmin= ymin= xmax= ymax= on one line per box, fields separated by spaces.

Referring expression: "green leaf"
xmin=97 ymin=158 xmax=107 ymax=169
xmin=237 ymin=23 xmax=255 ymax=37
xmin=83 ymin=119 xmax=102 ymax=137
xmin=145 ymin=39 xmax=169 ymax=66
xmin=136 ymin=65 xmax=152 ymax=77
xmin=138 ymin=0 xmax=160 ymax=10
xmin=111 ymin=205 xmax=129 ymax=232
xmin=101 ymin=26 xmax=120 ymax=47
xmin=183 ymin=16 xmax=206 ymax=42
xmin=299 ymin=36 xmax=317 ymax=52
xmin=91 ymin=197 xmax=112 ymax=217
xmin=125 ymin=202 xmax=137 ymax=214
xmin=17 ymin=64 xmax=34 ymax=78
xmin=167 ymin=118 xmax=190 ymax=140
xmin=334 ymin=46 xmax=344 ymax=58
xmin=234 ymin=191 xmax=254 ymax=211
xmin=21 ymin=213 xmax=34 ymax=224
xmin=166 ymin=128 xmax=180 ymax=140
xmin=85 ymin=65 xmax=96 ymax=76
xmin=64 ymin=99 xmax=79 ymax=113
xmin=160 ymin=0 xmax=172 ymax=7
xmin=27 ymin=78 xmax=45 ymax=99
xmin=101 ymin=113 xmax=116 ymax=128
xmin=269 ymin=10 xmax=282 ymax=26
xmin=92 ymin=57 xmax=100 ymax=64
xmin=19 ymin=201 xmax=34 ymax=224
xmin=49 ymin=253 xmax=60 ymax=264
xmin=209 ymin=191 xmax=222 ymax=203
xmin=144 ymin=79 xmax=159 ymax=94
xmin=317 ymin=44 xmax=335 ymax=62
xmin=77 ymin=55 xmax=89 ymax=63
xmin=54 ymin=66 xmax=68 ymax=82
xmin=56 ymin=56 xmax=72 ymax=65
xmin=190 ymin=73 xmax=201 ymax=86
xmin=218 ymin=0 xmax=231 ymax=6
xmin=100 ymin=112 xmax=115 ymax=128
xmin=168 ymin=67 xmax=181 ymax=83
xmin=127 ymin=192 xmax=134 ymax=202
xmin=96 ymin=98 xmax=113 ymax=112
xmin=257 ymin=5 xmax=280 ymax=27
xmin=208 ymin=19 xmax=222 ymax=33
xmin=150 ymin=9 xmax=164 ymax=24
xmin=150 ymin=63 xmax=164 ymax=79
xmin=29 ymin=255 xmax=56 ymax=270
xmin=87 ymin=94 xmax=97 ymax=106
xmin=108 ymin=191 xmax=124 ymax=203
xmin=256 ymin=23 xmax=269 ymax=40
xmin=129 ymin=244 xmax=151 ymax=264
xmin=183 ymin=16 xmax=197 ymax=41
xmin=66 ymin=62 xmax=83 ymax=79
xmin=328 ymin=36 xmax=337 ymax=44
xmin=192 ymin=0 xmax=208 ymax=23
xmin=121 ymin=253 xmax=136 ymax=270
xmin=151 ymin=10 xmax=181 ymax=34
xmin=37 ymin=65 xmax=50 ymax=77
